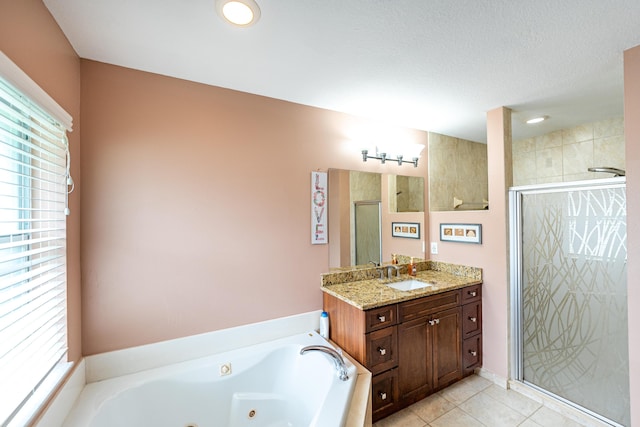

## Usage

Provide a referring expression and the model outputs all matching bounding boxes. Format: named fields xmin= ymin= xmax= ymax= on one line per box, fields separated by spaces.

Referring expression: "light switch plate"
xmin=430 ymin=242 xmax=438 ymax=254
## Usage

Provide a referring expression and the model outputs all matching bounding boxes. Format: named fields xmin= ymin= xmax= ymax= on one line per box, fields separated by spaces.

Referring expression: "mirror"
xmin=388 ymin=175 xmax=425 ymax=213
xmin=428 ymin=132 xmax=489 ymax=211
xmin=328 ymin=169 xmax=425 ymax=269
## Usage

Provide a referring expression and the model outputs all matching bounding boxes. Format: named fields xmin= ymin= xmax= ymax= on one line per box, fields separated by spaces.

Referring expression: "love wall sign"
xmin=311 ymin=171 xmax=327 ymax=244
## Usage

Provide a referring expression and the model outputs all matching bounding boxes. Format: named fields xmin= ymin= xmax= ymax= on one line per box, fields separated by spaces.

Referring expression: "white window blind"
xmin=0 ymin=72 xmax=71 ymax=425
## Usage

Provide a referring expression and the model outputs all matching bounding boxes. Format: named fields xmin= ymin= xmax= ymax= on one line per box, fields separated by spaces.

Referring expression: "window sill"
xmin=8 ymin=361 xmax=74 ymax=427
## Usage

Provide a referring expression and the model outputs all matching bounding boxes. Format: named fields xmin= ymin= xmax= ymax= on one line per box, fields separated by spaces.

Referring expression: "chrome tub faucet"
xmin=300 ymin=345 xmax=349 ymax=381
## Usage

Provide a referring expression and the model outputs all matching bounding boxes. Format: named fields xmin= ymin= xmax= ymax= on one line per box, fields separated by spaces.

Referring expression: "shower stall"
xmin=510 ymin=178 xmax=629 ymax=426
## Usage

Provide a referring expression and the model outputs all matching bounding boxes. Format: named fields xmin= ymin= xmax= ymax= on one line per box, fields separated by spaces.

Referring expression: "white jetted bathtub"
xmin=62 ymin=331 xmax=357 ymax=427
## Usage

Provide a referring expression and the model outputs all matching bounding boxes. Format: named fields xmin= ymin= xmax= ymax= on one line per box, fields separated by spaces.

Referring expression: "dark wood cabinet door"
xmin=462 ymin=301 xmax=482 ymax=339
xmin=432 ymin=307 xmax=462 ymax=389
xmin=397 ymin=317 xmax=433 ymax=402
xmin=463 ymin=334 xmax=482 ymax=373
xmin=366 ymin=305 xmax=397 ymax=332
xmin=372 ymin=368 xmax=399 ymax=421
xmin=366 ymin=326 xmax=398 ymax=375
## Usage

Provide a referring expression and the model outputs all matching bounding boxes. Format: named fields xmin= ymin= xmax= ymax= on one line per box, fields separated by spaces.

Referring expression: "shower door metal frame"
xmin=509 ymin=177 xmax=627 ymax=426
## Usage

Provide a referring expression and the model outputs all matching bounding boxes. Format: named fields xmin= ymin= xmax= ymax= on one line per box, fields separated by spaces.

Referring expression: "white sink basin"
xmin=386 ymin=279 xmax=434 ymax=292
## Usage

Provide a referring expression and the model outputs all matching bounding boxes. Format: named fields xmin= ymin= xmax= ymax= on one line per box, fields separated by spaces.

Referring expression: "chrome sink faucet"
xmin=387 ymin=264 xmax=401 ymax=278
xmin=300 ymin=345 xmax=349 ymax=381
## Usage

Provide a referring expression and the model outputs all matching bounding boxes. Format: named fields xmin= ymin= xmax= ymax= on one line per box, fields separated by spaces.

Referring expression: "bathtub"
xmin=62 ymin=331 xmax=357 ymax=427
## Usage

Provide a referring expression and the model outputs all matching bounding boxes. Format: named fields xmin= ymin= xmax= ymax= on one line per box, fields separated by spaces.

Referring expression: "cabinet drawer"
xmin=462 ymin=301 xmax=482 ymax=338
xmin=372 ymin=368 xmax=398 ymax=418
xmin=399 ymin=290 xmax=460 ymax=323
xmin=463 ymin=334 xmax=482 ymax=372
xmin=461 ymin=284 xmax=481 ymax=303
xmin=366 ymin=305 xmax=397 ymax=332
xmin=366 ymin=326 xmax=398 ymax=374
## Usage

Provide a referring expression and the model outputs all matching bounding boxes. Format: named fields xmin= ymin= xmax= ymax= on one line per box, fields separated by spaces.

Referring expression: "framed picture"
xmin=440 ymin=223 xmax=482 ymax=244
xmin=392 ymin=222 xmax=420 ymax=239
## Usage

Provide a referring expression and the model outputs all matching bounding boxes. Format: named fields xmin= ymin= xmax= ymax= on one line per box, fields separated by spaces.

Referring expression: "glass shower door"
xmin=354 ymin=201 xmax=381 ymax=266
xmin=510 ymin=179 xmax=629 ymax=426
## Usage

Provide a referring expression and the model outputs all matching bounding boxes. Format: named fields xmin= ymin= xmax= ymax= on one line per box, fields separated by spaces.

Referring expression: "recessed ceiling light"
xmin=526 ymin=116 xmax=548 ymax=124
xmin=216 ymin=0 xmax=261 ymax=27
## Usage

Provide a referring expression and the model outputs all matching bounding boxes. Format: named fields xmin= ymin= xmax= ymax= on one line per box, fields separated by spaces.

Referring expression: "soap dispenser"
xmin=409 ymin=257 xmax=417 ymax=276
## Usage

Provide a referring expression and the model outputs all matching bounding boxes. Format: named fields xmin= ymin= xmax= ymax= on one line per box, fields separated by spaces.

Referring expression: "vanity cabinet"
xmin=323 ymin=283 xmax=482 ymax=422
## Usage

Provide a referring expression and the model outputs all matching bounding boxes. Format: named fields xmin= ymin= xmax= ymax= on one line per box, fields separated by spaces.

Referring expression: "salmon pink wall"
xmin=428 ymin=107 xmax=511 ymax=380
xmin=0 ymin=0 xmax=82 ymax=362
xmin=79 ymin=60 xmax=428 ymax=355
xmin=624 ymin=44 xmax=640 ymax=426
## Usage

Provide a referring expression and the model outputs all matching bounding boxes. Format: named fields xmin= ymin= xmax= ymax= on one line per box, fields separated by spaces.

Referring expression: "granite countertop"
xmin=321 ymin=261 xmax=482 ymax=310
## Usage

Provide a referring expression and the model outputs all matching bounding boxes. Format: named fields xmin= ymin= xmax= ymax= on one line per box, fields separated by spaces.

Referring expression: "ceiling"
xmin=43 ymin=0 xmax=640 ymax=143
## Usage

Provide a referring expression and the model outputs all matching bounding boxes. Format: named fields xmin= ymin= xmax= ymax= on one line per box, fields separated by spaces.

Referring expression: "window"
xmin=0 ymin=58 xmax=73 ymax=426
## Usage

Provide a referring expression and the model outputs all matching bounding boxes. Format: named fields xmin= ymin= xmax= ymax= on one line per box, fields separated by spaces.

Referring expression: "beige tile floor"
xmin=373 ymin=375 xmax=607 ymax=427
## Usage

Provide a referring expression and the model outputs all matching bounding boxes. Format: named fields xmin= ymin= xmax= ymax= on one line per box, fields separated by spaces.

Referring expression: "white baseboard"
xmin=475 ymin=367 xmax=509 ymax=388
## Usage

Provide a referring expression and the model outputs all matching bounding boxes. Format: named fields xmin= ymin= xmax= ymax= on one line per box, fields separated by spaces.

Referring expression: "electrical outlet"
xmin=430 ymin=242 xmax=438 ymax=254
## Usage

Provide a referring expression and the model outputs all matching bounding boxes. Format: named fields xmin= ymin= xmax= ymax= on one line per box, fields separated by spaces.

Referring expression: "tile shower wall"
xmin=428 ymin=132 xmax=488 ymax=211
xmin=391 ymin=175 xmax=424 ymax=213
xmin=513 ymin=118 xmax=625 ymax=186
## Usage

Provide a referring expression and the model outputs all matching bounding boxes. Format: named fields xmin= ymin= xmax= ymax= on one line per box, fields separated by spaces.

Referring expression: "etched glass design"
xmin=520 ymin=186 xmax=629 ymax=426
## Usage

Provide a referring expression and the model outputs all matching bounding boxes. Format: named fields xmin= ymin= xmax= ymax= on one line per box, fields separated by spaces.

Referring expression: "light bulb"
xmin=216 ymin=0 xmax=261 ymax=27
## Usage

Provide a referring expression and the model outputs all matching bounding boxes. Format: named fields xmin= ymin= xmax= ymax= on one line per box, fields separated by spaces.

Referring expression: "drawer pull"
xmin=378 ymin=347 xmax=387 ymax=356
xmin=379 ymin=392 xmax=387 ymax=400
xmin=428 ymin=320 xmax=436 ymax=326
xmin=469 ymin=350 xmax=478 ymax=357
xmin=378 ymin=315 xmax=386 ymax=322
xmin=469 ymin=316 xmax=477 ymax=323
xmin=468 ymin=290 xmax=477 ymax=297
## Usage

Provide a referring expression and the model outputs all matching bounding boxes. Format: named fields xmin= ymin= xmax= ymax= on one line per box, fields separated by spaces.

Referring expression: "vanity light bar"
xmin=362 ymin=150 xmax=419 ymax=168
xmin=361 ymin=149 xmax=419 ymax=167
